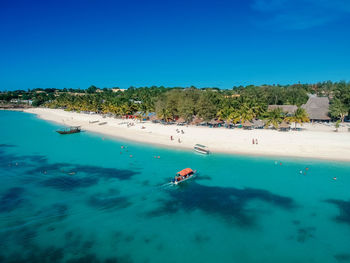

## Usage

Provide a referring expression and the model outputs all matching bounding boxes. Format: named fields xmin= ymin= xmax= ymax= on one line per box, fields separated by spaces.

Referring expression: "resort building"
xmin=112 ymin=88 xmax=127 ymax=92
xmin=129 ymin=99 xmax=142 ymax=104
xmin=252 ymin=119 xmax=265 ymax=129
xmin=224 ymin=94 xmax=241 ymax=98
xmin=301 ymin=95 xmax=330 ymax=122
xmin=242 ymin=120 xmax=253 ymax=130
xmin=8 ymin=99 xmax=32 ymax=105
xmin=267 ymin=105 xmax=298 ymax=116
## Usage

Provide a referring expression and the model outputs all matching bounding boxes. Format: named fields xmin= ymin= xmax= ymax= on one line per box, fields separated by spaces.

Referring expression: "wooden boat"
xmin=99 ymin=122 xmax=107 ymax=125
xmin=56 ymin=126 xmax=81 ymax=135
xmin=194 ymin=144 xmax=210 ymax=154
xmin=171 ymin=168 xmax=196 ymax=185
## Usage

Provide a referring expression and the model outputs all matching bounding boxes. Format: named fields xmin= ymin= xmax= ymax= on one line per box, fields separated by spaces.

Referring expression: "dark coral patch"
xmin=22 ymin=155 xmax=48 ymax=164
xmin=88 ymin=191 xmax=131 ymax=210
xmin=41 ymin=176 xmax=98 ymax=191
xmin=292 ymin=220 xmax=301 ymax=225
xmin=0 ymin=187 xmax=25 ymax=213
xmin=65 ymin=253 xmax=99 ymax=263
xmin=195 ymin=175 xmax=212 ymax=181
xmin=0 ymin=149 xmax=138 ymax=189
xmin=296 ymin=227 xmax=316 ymax=243
xmin=326 ymin=199 xmax=350 ymax=225
xmin=148 ymin=182 xmax=295 ymax=227
xmin=31 ymin=162 xmax=139 ymax=191
xmin=75 ymin=165 xmax=137 ymax=181
xmin=193 ymin=233 xmax=211 ymax=244
xmin=11 ymin=226 xmax=38 ymax=249
xmin=334 ymin=253 xmax=350 ymax=262
xmin=0 ymin=246 xmax=134 ymax=263
xmin=35 ymin=203 xmax=69 ymax=222
xmin=0 ymin=144 xmax=16 ymax=148
xmin=29 ymin=162 xmax=138 ymax=180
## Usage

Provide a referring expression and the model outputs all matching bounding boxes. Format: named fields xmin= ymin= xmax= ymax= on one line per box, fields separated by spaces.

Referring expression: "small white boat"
xmin=171 ymin=168 xmax=196 ymax=185
xmin=194 ymin=144 xmax=210 ymax=154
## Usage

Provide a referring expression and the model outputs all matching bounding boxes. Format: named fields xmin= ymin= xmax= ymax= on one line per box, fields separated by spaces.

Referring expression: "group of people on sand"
xmin=170 ymin=136 xmax=181 ymax=143
xmin=170 ymin=128 xmax=184 ymax=143
xmin=176 ymin=129 xmax=184 ymax=134
xmin=252 ymin=138 xmax=258 ymax=145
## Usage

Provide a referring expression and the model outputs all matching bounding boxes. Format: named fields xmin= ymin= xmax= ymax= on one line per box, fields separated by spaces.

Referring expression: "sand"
xmin=23 ymin=108 xmax=350 ymax=162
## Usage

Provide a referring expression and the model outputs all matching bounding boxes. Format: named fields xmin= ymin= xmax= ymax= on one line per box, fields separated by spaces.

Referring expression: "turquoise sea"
xmin=1 ymin=110 xmax=350 ymax=263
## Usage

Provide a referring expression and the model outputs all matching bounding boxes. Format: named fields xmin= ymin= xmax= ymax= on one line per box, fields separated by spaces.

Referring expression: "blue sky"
xmin=1 ymin=0 xmax=350 ymax=90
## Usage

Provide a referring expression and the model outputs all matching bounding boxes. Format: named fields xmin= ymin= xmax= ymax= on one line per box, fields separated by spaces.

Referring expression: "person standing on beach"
xmin=255 ymin=139 xmax=258 ymax=145
xmin=252 ymin=139 xmax=255 ymax=144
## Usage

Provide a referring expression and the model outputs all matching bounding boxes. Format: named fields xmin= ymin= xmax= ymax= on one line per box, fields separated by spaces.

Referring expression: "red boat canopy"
xmin=177 ymin=168 xmax=193 ymax=176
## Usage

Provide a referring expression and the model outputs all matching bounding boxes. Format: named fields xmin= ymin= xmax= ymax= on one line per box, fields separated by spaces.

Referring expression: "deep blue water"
xmin=1 ymin=110 xmax=350 ymax=263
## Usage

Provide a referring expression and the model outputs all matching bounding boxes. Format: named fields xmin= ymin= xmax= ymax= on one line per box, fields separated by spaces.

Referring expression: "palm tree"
xmin=286 ymin=107 xmax=310 ymax=129
xmin=330 ymin=98 xmax=347 ymax=122
xmin=119 ymin=104 xmax=131 ymax=116
xmin=101 ymin=102 xmax=111 ymax=114
xmin=157 ymin=108 xmax=172 ymax=122
xmin=264 ymin=108 xmax=285 ymax=129
xmin=216 ymin=106 xmax=232 ymax=122
xmin=238 ymin=103 xmax=255 ymax=123
xmin=228 ymin=109 xmax=241 ymax=126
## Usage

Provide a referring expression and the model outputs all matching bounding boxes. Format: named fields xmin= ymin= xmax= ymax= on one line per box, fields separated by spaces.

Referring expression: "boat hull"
xmin=194 ymin=144 xmax=210 ymax=154
xmin=171 ymin=170 xmax=197 ymax=185
xmin=56 ymin=129 xmax=81 ymax=135
xmin=194 ymin=148 xmax=209 ymax=154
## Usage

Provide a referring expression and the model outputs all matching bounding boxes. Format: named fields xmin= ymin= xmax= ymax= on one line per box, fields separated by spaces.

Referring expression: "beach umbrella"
xmin=243 ymin=120 xmax=252 ymax=127
xmin=149 ymin=115 xmax=158 ymax=121
xmin=242 ymin=120 xmax=253 ymax=130
xmin=176 ymin=117 xmax=186 ymax=123
xmin=279 ymin=121 xmax=290 ymax=129
xmin=191 ymin=116 xmax=202 ymax=125
xmin=252 ymin=119 xmax=264 ymax=128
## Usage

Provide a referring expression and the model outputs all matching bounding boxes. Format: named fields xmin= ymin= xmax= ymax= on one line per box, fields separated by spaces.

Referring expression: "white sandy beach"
xmin=24 ymin=108 xmax=350 ymax=161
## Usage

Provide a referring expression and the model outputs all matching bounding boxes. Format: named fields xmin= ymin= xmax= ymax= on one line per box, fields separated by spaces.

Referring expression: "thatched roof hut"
xmin=279 ymin=121 xmax=290 ymax=131
xmin=301 ymin=95 xmax=330 ymax=121
xmin=176 ymin=117 xmax=186 ymax=123
xmin=268 ymin=105 xmax=298 ymax=116
xmin=242 ymin=120 xmax=253 ymax=130
xmin=149 ymin=115 xmax=158 ymax=121
xmin=252 ymin=119 xmax=265 ymax=129
xmin=209 ymin=119 xmax=219 ymax=125
xmin=190 ymin=116 xmax=202 ymax=125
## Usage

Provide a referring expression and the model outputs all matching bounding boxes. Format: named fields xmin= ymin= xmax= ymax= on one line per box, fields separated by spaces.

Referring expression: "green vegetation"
xmin=1 ymin=81 xmax=349 ymax=125
xmin=330 ymin=98 xmax=348 ymax=122
xmin=264 ymin=108 xmax=286 ymax=129
xmin=285 ymin=108 xmax=310 ymax=129
xmin=335 ymin=120 xmax=341 ymax=132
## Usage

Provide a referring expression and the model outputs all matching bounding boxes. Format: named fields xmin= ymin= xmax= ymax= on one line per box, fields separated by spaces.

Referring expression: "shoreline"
xmin=21 ymin=108 xmax=350 ymax=162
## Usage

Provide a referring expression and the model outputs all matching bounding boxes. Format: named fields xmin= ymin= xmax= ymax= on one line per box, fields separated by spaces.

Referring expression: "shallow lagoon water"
xmin=1 ymin=110 xmax=350 ymax=263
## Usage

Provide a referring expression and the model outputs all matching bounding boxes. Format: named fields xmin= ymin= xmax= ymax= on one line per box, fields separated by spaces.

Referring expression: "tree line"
xmin=1 ymin=81 xmax=349 ymax=123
